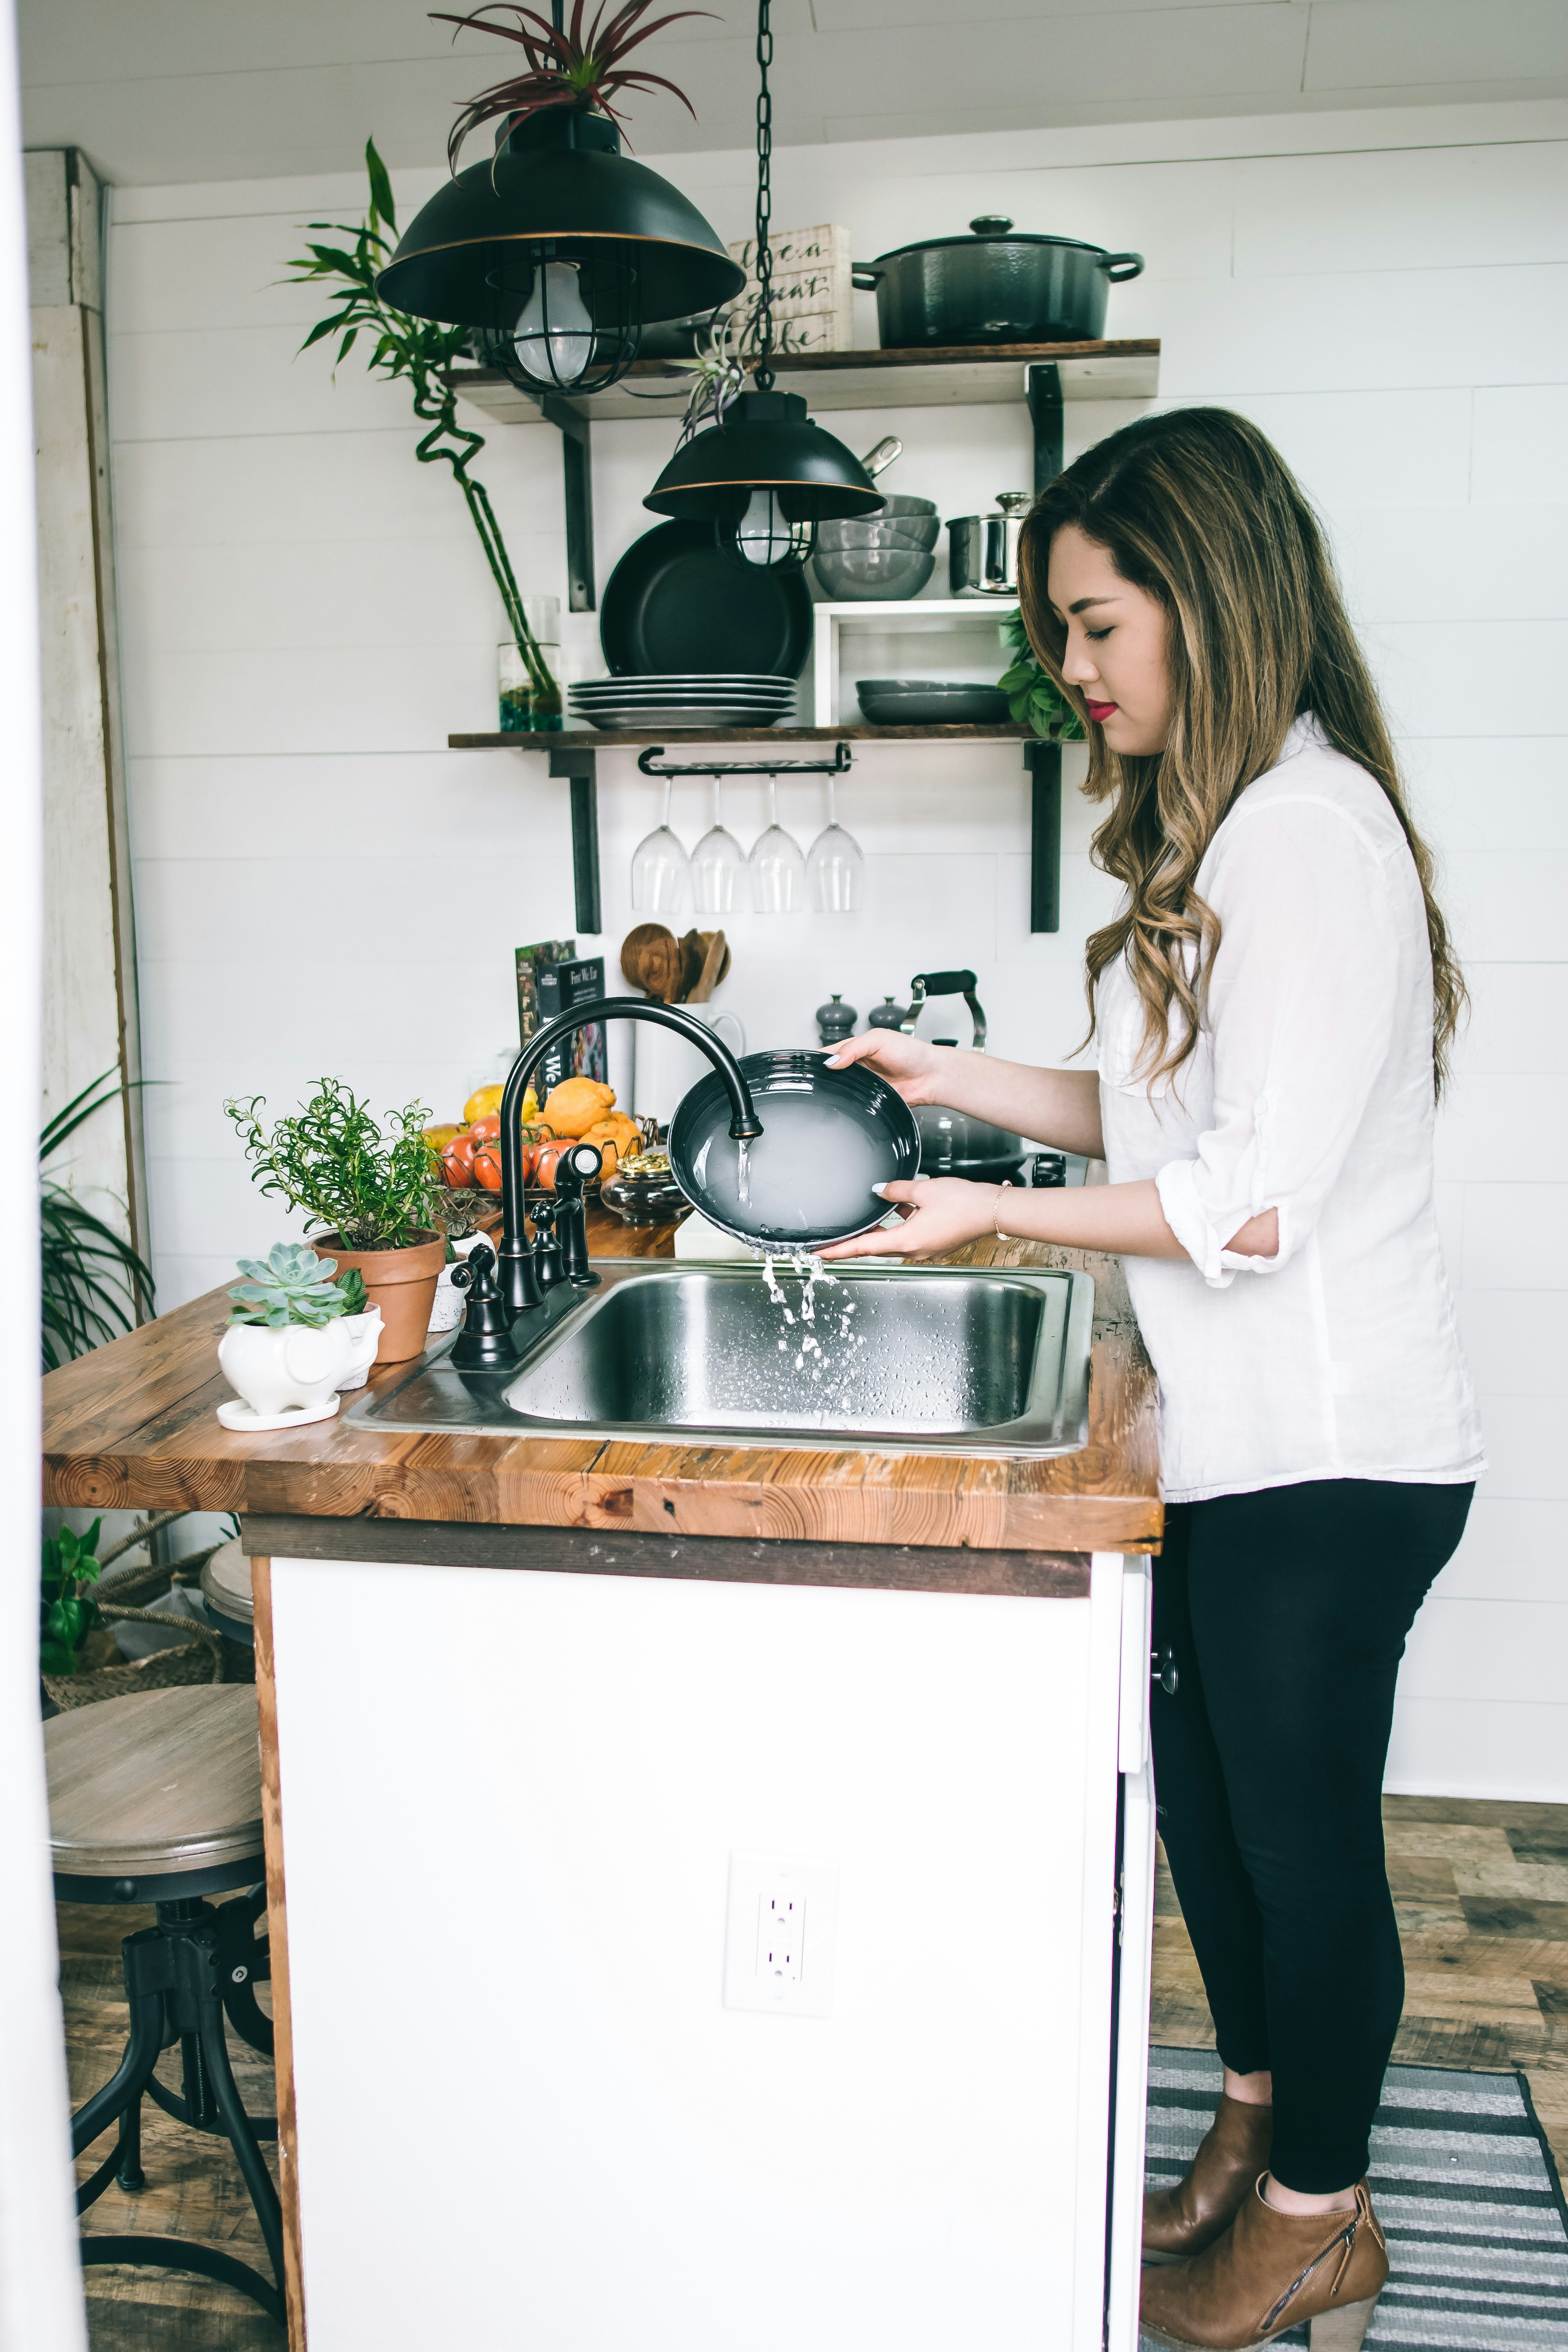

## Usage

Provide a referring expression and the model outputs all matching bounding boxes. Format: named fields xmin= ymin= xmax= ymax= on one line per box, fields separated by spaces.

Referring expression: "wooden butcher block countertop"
xmin=43 ymin=1213 xmax=1162 ymax=1567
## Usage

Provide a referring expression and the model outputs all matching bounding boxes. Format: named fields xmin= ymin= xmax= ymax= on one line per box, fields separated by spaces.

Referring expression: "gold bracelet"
xmin=993 ymin=1182 xmax=1015 ymax=1242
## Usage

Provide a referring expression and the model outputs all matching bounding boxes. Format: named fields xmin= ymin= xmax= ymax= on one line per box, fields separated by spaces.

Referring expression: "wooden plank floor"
xmin=64 ymin=1794 xmax=1568 ymax=2346
xmin=1154 ymin=1794 xmax=1568 ymax=2179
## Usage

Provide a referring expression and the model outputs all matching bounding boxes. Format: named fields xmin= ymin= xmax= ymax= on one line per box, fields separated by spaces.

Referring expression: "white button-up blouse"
xmin=1096 ymin=714 xmax=1485 ymax=1505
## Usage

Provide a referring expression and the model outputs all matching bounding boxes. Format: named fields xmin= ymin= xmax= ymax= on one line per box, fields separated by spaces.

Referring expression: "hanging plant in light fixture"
xmin=432 ymin=0 xmax=712 ymax=160
xmin=643 ymin=0 xmax=882 ymax=570
xmin=371 ymin=3 xmax=745 ymax=398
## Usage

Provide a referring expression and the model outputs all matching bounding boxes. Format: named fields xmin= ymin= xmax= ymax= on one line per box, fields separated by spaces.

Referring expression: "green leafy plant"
xmin=41 ymin=1071 xmax=158 ymax=1372
xmin=433 ymin=0 xmax=709 ymax=162
xmin=283 ymin=140 xmax=558 ymax=716
xmin=229 ymin=1243 xmax=361 ymax=1328
xmin=225 ymin=1079 xmax=435 ymax=1250
xmin=998 ymin=609 xmax=1085 ymax=743
xmin=41 ymin=1518 xmax=105 ymax=1676
xmin=337 ymin=1268 xmax=369 ymax=1315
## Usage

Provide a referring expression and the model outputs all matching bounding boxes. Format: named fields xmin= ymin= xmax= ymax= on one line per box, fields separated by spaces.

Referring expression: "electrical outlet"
xmin=757 ymin=1887 xmax=805 ymax=1986
xmin=724 ymin=1853 xmax=839 ymax=2017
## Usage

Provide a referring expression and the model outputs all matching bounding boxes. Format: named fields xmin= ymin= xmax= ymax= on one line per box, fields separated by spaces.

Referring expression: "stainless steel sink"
xmin=348 ymin=1260 xmax=1094 ymax=1458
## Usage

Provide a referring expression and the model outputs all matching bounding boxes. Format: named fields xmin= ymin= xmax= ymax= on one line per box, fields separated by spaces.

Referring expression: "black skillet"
xmin=669 ymin=1049 xmax=921 ymax=1250
xmin=599 ymin=520 xmax=813 ymax=680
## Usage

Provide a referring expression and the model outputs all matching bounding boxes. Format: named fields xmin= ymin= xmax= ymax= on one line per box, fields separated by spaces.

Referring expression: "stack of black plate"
xmin=569 ymin=676 xmax=798 ymax=731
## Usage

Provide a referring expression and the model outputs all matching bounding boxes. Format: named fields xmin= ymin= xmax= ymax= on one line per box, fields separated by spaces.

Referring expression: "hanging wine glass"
xmin=691 ymin=777 xmax=747 ymax=916
xmin=749 ymin=776 xmax=807 ymax=913
xmin=631 ymin=778 xmax=690 ymax=915
xmin=806 ymin=773 xmax=866 ymax=913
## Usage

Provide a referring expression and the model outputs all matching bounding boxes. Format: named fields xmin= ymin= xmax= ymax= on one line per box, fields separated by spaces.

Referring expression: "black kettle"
xmin=901 ymin=970 xmax=1032 ymax=1184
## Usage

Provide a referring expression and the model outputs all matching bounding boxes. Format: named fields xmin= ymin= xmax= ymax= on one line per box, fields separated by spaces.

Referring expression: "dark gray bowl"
xmin=855 ymin=680 xmax=1012 ymax=726
xmin=669 ymin=1049 xmax=920 ymax=1249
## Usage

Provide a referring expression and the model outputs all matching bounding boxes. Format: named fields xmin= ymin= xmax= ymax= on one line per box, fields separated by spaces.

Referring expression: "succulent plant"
xmin=229 ymin=1244 xmax=356 ymax=1329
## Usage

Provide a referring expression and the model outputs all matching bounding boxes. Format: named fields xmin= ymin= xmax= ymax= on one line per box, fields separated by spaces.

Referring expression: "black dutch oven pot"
xmin=853 ymin=215 xmax=1143 ymax=349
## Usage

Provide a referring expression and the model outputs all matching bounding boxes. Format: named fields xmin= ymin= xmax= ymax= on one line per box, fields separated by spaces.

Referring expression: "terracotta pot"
xmin=310 ymin=1230 xmax=446 ymax=1362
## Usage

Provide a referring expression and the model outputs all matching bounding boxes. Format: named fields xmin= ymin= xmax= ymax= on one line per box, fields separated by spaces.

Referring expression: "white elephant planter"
xmin=217 ymin=1318 xmax=359 ymax=1431
xmin=333 ymin=1307 xmax=385 ymax=1391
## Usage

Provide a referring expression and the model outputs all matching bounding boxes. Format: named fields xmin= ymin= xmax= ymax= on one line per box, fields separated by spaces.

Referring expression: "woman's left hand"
xmin=817 ymin=1177 xmax=1002 ymax=1262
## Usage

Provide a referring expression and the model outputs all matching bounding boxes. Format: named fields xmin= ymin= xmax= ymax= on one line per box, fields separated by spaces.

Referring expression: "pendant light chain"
xmin=753 ymin=0 xmax=775 ymax=391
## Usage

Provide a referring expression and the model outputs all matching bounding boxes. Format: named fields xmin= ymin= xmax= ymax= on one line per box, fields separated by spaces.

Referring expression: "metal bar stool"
xmin=47 ymin=1684 xmax=284 ymax=2324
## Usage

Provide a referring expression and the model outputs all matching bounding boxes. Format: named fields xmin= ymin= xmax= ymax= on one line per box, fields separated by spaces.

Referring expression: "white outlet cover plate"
xmin=724 ymin=1851 xmax=840 ymax=2019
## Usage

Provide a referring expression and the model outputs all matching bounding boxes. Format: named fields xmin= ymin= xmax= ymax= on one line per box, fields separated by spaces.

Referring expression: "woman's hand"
xmin=818 ymin=1176 xmax=1001 ymax=1262
xmin=821 ymin=1029 xmax=947 ymax=1107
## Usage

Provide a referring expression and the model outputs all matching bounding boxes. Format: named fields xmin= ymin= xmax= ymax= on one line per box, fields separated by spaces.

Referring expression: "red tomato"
xmin=472 ymin=1143 xmax=504 ymax=1192
xmin=469 ymin=1113 xmax=501 ymax=1143
xmin=440 ymin=1138 xmax=475 ymax=1189
xmin=530 ymin=1142 xmax=565 ymax=1192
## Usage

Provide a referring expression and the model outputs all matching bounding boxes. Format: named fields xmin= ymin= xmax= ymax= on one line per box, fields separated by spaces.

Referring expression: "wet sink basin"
xmin=347 ymin=1260 xmax=1093 ymax=1458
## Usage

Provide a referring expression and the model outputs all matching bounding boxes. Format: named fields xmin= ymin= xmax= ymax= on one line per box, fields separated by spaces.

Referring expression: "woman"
xmin=821 ymin=408 xmax=1483 ymax=2352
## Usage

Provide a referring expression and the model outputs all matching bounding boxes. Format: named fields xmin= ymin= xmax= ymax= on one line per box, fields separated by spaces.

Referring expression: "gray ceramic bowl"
xmin=817 ymin=514 xmax=941 ymax=552
xmin=868 ymin=493 xmax=938 ymax=519
xmin=811 ymin=544 xmax=938 ymax=600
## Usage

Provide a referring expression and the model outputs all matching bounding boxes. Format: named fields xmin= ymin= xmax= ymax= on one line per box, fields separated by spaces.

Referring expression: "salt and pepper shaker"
xmin=815 ymin=993 xmax=858 ymax=1048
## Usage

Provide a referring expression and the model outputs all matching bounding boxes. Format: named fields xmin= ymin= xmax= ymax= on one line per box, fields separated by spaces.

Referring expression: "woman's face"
xmin=1046 ymin=524 xmax=1174 ymax=757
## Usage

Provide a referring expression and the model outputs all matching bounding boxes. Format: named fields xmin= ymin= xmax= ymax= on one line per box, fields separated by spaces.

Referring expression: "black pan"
xmin=600 ymin=520 xmax=812 ymax=680
xmin=669 ymin=1049 xmax=920 ymax=1250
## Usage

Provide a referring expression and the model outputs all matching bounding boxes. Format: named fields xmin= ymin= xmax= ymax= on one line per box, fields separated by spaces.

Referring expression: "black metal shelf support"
xmin=1025 ymin=738 xmax=1061 ymax=933
xmin=549 ymin=745 xmax=602 ymax=933
xmin=1026 ymin=362 xmax=1064 ymax=491
xmin=536 ymin=392 xmax=596 ymax=612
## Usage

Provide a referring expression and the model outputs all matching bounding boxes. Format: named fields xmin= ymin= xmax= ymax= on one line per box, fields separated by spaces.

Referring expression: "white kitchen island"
xmin=261 ymin=1536 xmax=1156 ymax=2352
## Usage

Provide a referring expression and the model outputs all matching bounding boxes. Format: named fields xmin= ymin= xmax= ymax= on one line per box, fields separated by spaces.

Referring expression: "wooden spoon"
xmin=677 ymin=929 xmax=706 ymax=1003
xmin=697 ymin=929 xmax=731 ymax=989
xmin=688 ymin=929 xmax=728 ymax=1005
xmin=620 ymin=923 xmax=684 ymax=1002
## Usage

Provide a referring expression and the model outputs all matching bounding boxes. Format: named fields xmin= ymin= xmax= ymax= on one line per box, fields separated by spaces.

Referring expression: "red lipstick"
xmin=1087 ymin=700 xmax=1118 ymax=723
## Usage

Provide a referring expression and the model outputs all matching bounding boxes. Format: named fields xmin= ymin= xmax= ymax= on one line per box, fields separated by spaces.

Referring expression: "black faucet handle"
xmin=531 ymin=1197 xmax=567 ymax=1291
xmin=449 ymin=1241 xmax=518 ymax=1371
xmin=552 ymin=1143 xmax=604 ymax=1288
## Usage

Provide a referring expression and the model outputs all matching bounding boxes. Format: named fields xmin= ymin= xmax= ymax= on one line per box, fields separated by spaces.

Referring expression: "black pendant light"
xmin=643 ymin=0 xmax=882 ymax=570
xmin=375 ymin=3 xmax=747 ymax=396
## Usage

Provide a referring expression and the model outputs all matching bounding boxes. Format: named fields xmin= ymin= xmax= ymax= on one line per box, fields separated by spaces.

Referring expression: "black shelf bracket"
xmin=1026 ymin=362 xmax=1063 ymax=491
xmin=1025 ymin=737 xmax=1061 ymax=934
xmin=548 ymin=745 xmax=602 ymax=933
xmin=537 ymin=392 xmax=596 ymax=613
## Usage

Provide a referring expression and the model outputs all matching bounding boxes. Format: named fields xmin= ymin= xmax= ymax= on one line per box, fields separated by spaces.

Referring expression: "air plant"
xmin=432 ymin=0 xmax=712 ymax=166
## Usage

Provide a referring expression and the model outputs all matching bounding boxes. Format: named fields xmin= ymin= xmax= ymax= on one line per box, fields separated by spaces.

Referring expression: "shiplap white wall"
xmin=104 ymin=97 xmax=1567 ymax=1797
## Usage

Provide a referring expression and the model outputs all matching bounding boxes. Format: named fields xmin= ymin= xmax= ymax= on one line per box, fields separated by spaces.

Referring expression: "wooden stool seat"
xmin=46 ymin=1685 xmax=262 ymax=1884
xmin=199 ymin=1539 xmax=254 ymax=1640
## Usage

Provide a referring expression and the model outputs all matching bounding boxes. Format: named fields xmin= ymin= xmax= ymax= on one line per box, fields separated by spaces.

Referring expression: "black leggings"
xmin=1151 ymin=1475 xmax=1473 ymax=2192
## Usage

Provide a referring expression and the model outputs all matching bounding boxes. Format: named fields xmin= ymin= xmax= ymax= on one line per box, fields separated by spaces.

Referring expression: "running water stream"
xmin=758 ymin=1250 xmax=864 ymax=1406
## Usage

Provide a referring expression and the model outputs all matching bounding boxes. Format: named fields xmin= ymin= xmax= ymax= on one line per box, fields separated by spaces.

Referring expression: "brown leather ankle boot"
xmin=1140 ymin=2175 xmax=1387 ymax=2350
xmin=1144 ymin=2095 xmax=1274 ymax=2262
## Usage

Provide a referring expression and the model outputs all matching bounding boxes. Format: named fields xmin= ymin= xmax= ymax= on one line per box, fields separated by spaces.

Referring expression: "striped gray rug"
xmin=1142 ymin=2047 xmax=1568 ymax=2349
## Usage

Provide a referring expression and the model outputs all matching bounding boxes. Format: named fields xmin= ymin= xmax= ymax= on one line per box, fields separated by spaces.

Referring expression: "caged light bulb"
xmin=512 ymin=260 xmax=595 ymax=388
xmin=730 ymin=487 xmax=814 ymax=570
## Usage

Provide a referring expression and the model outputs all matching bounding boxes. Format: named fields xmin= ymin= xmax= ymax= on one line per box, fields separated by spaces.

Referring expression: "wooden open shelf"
xmin=450 ymin=724 xmax=1031 ymax=748
xmin=447 ymin=338 xmax=1160 ymax=428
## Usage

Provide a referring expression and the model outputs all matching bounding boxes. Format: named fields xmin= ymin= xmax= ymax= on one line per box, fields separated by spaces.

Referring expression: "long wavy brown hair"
xmin=1016 ymin=407 xmax=1465 ymax=1094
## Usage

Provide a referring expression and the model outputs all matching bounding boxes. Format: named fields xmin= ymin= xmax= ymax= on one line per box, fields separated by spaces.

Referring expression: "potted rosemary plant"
xmin=224 ymin=1080 xmax=445 ymax=1361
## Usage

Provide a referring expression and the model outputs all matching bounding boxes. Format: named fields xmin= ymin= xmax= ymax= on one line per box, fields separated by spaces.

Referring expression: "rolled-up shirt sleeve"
xmin=1154 ymin=796 xmax=1403 ymax=1289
